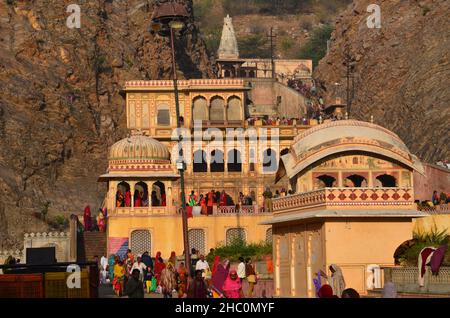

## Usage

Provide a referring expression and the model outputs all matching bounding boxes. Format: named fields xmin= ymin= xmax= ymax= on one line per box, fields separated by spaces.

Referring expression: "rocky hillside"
xmin=0 ymin=0 xmax=213 ymax=249
xmin=314 ymin=0 xmax=449 ymax=163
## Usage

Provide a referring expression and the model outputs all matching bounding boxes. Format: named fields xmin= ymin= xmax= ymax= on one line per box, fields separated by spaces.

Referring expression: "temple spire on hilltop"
xmin=217 ymin=14 xmax=239 ymax=59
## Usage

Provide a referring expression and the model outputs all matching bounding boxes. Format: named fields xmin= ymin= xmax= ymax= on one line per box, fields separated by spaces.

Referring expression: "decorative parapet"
xmin=272 ymin=187 xmax=415 ymax=212
xmin=24 ymin=231 xmax=69 ymax=238
xmin=111 ymin=206 xmax=176 ymax=217
xmin=124 ymin=79 xmax=246 ymax=90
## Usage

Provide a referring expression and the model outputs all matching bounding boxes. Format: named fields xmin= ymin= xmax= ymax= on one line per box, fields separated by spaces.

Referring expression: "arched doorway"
xmin=151 ymin=181 xmax=166 ymax=206
xmin=192 ymin=97 xmax=208 ymax=122
xmin=227 ymin=96 xmax=242 ymax=121
xmin=193 ymin=150 xmax=207 ymax=172
xmin=227 ymin=149 xmax=242 ymax=172
xmin=345 ymin=174 xmax=367 ymax=187
xmin=210 ymin=150 xmax=224 ymax=172
xmin=316 ymin=175 xmax=337 ymax=188
xmin=209 ymin=96 xmax=225 ymax=121
xmin=376 ymin=174 xmax=397 ymax=187
xmin=117 ymin=181 xmax=131 ymax=207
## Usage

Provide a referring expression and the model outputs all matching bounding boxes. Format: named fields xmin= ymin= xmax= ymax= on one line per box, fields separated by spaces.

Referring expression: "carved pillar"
xmin=130 ymin=181 xmax=136 ymax=209
xmin=368 ymin=170 xmax=374 ymax=187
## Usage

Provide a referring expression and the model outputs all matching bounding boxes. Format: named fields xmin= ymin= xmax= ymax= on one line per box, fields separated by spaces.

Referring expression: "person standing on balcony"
xmin=220 ymin=190 xmax=227 ymax=207
xmin=199 ymin=194 xmax=207 ymax=215
xmin=134 ymin=189 xmax=141 ymax=207
xmin=263 ymin=187 xmax=273 ymax=212
xmin=124 ymin=190 xmax=130 ymax=207
xmin=207 ymin=190 xmax=215 ymax=215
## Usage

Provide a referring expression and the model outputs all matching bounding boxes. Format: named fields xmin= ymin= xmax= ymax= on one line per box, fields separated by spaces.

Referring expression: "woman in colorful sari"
xmin=116 ymin=190 xmax=124 ymax=207
xmin=212 ymin=256 xmax=220 ymax=276
xmin=200 ymin=194 xmax=207 ymax=215
xmin=207 ymin=190 xmax=214 ymax=215
xmin=328 ymin=264 xmax=346 ymax=297
xmin=113 ymin=260 xmax=125 ymax=297
xmin=160 ymin=262 xmax=177 ymax=298
xmin=211 ymin=259 xmax=230 ymax=298
xmin=177 ymin=262 xmax=188 ymax=298
xmin=96 ymin=210 xmax=106 ymax=232
xmin=220 ymin=190 xmax=227 ymax=207
xmin=222 ymin=269 xmax=243 ymax=298
xmin=154 ymin=251 xmax=166 ymax=286
xmin=124 ymin=190 xmax=131 ymax=207
xmin=169 ymin=251 xmax=177 ymax=268
xmin=83 ymin=206 xmax=92 ymax=231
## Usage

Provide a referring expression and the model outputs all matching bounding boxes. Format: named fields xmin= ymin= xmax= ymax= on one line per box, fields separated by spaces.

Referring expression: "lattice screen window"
xmin=189 ymin=229 xmax=206 ymax=254
xmin=226 ymin=228 xmax=247 ymax=246
xmin=265 ymin=228 xmax=273 ymax=244
xmin=130 ymin=230 xmax=151 ymax=256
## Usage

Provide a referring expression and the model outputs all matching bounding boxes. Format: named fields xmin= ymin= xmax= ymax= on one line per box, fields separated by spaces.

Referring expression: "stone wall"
xmin=246 ymin=78 xmax=308 ymax=118
xmin=23 ymin=232 xmax=71 ymax=263
xmin=414 ymin=164 xmax=450 ymax=201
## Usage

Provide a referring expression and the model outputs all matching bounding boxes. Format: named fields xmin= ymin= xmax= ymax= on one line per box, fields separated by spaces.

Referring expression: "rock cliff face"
xmin=314 ymin=0 xmax=449 ymax=163
xmin=0 ymin=0 xmax=213 ymax=249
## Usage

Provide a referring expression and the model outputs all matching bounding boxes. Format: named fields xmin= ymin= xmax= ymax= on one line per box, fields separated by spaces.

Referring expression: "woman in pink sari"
xmin=222 ymin=269 xmax=243 ymax=298
xmin=83 ymin=206 xmax=92 ymax=231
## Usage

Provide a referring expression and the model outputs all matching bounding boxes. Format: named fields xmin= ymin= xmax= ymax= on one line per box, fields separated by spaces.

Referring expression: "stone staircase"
xmin=78 ymin=231 xmax=107 ymax=262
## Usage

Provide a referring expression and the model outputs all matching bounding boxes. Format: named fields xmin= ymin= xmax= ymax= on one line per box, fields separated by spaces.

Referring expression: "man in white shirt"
xmin=195 ymin=254 xmax=210 ymax=279
xmin=237 ymin=257 xmax=246 ymax=282
xmin=131 ymin=256 xmax=147 ymax=282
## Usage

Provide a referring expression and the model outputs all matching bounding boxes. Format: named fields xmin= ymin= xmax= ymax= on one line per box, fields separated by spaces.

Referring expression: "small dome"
xmin=109 ymin=135 xmax=170 ymax=161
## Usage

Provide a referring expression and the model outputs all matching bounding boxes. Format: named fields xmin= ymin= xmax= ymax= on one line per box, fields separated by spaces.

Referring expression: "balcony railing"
xmin=111 ymin=206 xmax=175 ymax=216
xmin=418 ymin=204 xmax=450 ymax=214
xmin=272 ymin=187 xmax=415 ymax=212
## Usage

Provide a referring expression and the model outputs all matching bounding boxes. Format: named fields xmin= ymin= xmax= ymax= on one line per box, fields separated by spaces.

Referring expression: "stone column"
xmin=69 ymin=216 xmax=77 ymax=262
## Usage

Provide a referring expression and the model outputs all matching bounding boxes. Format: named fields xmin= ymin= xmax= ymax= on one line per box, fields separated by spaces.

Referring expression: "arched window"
xmin=210 ymin=97 xmax=225 ymax=121
xmin=156 ymin=104 xmax=170 ymax=126
xmin=227 ymin=149 xmax=242 ymax=172
xmin=345 ymin=174 xmax=367 ymax=187
xmin=226 ymin=228 xmax=247 ymax=245
xmin=134 ymin=182 xmax=149 ymax=207
xmin=188 ymin=229 xmax=206 ymax=255
xmin=117 ymin=181 xmax=131 ymax=207
xmin=130 ymin=230 xmax=151 ymax=256
xmin=227 ymin=97 xmax=241 ymax=121
xmin=210 ymin=150 xmax=224 ymax=172
xmin=262 ymin=148 xmax=278 ymax=173
xmin=193 ymin=150 xmax=207 ymax=172
xmin=266 ymin=228 xmax=273 ymax=244
xmin=192 ymin=97 xmax=208 ymax=122
xmin=376 ymin=174 xmax=397 ymax=187
xmin=249 ymin=70 xmax=255 ymax=78
xmin=316 ymin=175 xmax=337 ymax=188
xmin=151 ymin=181 xmax=166 ymax=206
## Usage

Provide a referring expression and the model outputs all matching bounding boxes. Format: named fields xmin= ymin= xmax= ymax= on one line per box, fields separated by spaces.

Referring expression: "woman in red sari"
xmin=161 ymin=193 xmax=166 ymax=206
xmin=200 ymin=194 xmax=207 ymax=215
xmin=83 ymin=206 xmax=92 ymax=231
xmin=124 ymin=190 xmax=131 ymax=207
xmin=220 ymin=190 xmax=227 ymax=207
xmin=212 ymin=256 xmax=220 ymax=276
xmin=154 ymin=251 xmax=166 ymax=286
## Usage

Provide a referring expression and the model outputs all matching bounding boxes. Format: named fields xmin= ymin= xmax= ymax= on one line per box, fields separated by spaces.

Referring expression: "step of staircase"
xmin=80 ymin=231 xmax=107 ymax=262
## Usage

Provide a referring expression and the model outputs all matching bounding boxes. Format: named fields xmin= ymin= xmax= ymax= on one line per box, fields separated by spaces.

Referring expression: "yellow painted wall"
xmin=413 ymin=215 xmax=450 ymax=235
xmin=108 ymin=215 xmax=272 ymax=257
xmin=324 ymin=218 xmax=413 ymax=295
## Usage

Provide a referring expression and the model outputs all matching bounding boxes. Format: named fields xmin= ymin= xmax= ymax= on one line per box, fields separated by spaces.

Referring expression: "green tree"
xmin=297 ymin=24 xmax=333 ymax=68
xmin=238 ymin=34 xmax=271 ymax=58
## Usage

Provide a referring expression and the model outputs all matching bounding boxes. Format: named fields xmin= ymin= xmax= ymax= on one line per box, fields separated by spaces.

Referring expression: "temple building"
xmin=262 ymin=120 xmax=427 ymax=297
xmin=101 ymin=78 xmax=316 ymax=257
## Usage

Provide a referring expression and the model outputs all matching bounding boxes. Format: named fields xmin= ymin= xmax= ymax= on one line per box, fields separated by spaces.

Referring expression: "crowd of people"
xmin=97 ymin=249 xmax=260 ymax=298
xmin=246 ymin=116 xmax=310 ymax=126
xmin=115 ymin=189 xmax=166 ymax=208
